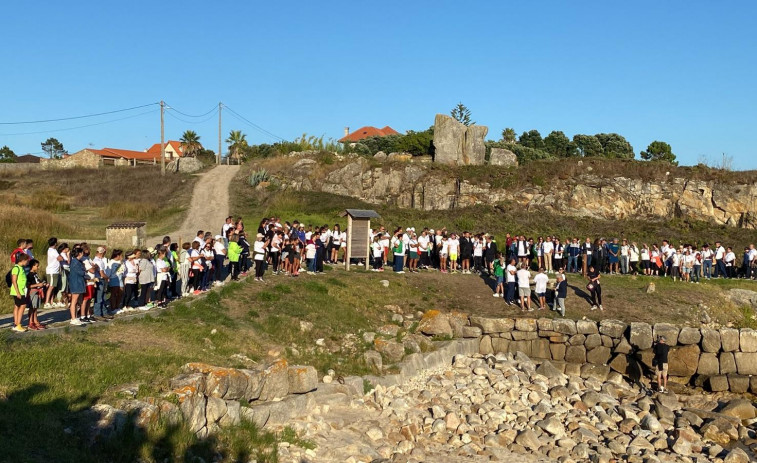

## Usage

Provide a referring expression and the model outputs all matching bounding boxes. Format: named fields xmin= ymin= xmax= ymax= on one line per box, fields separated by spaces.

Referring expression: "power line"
xmin=222 ymin=105 xmax=285 ymax=141
xmin=166 ymin=108 xmax=219 ymax=124
xmin=0 ymin=102 xmax=159 ymax=125
xmin=0 ymin=109 xmax=159 ymax=136
xmin=165 ymin=104 xmax=218 ymax=118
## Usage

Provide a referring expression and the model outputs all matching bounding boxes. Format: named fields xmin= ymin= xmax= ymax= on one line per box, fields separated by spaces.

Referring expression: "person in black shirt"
xmin=586 ymin=265 xmax=603 ymax=311
xmin=653 ymin=336 xmax=670 ymax=392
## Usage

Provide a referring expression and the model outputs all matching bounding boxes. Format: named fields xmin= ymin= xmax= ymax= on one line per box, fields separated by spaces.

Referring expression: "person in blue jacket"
xmin=68 ymin=247 xmax=88 ymax=326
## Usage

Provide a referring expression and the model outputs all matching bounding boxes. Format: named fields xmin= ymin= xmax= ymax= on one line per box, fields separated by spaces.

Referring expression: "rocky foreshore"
xmin=279 ymin=352 xmax=756 ymax=463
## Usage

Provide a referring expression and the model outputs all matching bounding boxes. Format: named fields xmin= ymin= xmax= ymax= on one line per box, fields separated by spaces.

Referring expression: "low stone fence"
xmin=436 ymin=315 xmax=757 ymax=394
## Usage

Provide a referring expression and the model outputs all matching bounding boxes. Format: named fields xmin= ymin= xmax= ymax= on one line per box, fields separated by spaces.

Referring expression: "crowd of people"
xmin=6 ymin=218 xmax=757 ymax=332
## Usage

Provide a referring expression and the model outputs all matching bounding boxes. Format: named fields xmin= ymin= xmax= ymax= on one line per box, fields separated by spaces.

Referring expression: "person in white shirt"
xmin=542 ymin=238 xmax=554 ymax=273
xmin=391 ymin=229 xmax=406 ymax=273
xmin=330 ymin=224 xmax=342 ymax=264
xmin=44 ymin=237 xmax=64 ymax=308
xmin=253 ymin=233 xmax=270 ymax=281
xmin=371 ymin=235 xmax=384 ymax=271
xmin=747 ymin=244 xmax=757 ymax=280
xmin=516 ymin=264 xmax=532 ymax=311
xmin=628 ymin=242 xmax=640 ymax=275
xmin=408 ymin=232 xmax=419 ymax=273
xmin=447 ymin=234 xmax=460 ymax=273
xmin=682 ymin=249 xmax=695 ymax=283
xmin=380 ymin=233 xmax=390 ymax=266
xmin=724 ymin=247 xmax=736 ymax=279
xmin=505 ymin=259 xmax=518 ymax=305
xmin=671 ymin=249 xmax=681 ymax=281
xmin=439 ymin=236 xmax=449 ymax=273
xmin=701 ymin=244 xmax=714 ymax=279
xmin=533 ymin=267 xmax=549 ymax=310
xmin=473 ymin=235 xmax=484 ymax=274
xmin=221 ymin=217 xmax=233 ymax=246
xmin=193 ymin=230 xmax=205 ymax=247
xmin=620 ymin=240 xmax=630 ymax=275
xmin=715 ymin=241 xmax=727 ymax=278
xmin=213 ymin=236 xmax=227 ymax=284
xmin=418 ymin=230 xmax=430 ymax=269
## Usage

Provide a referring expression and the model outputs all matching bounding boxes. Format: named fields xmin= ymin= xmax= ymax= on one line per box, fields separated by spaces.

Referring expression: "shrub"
xmin=249 ymin=169 xmax=270 ymax=187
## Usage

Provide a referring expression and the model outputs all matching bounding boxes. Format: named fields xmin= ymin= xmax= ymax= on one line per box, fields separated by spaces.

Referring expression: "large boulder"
xmin=463 ymin=125 xmax=488 ymax=165
xmin=489 ymin=148 xmax=518 ymax=167
xmin=727 ymin=288 xmax=757 ymax=309
xmin=678 ymin=327 xmax=702 ymax=345
xmin=287 ymin=365 xmax=317 ymax=394
xmin=599 ymin=319 xmax=627 ymax=339
xmin=417 ymin=310 xmax=453 ymax=336
xmin=697 ymin=353 xmax=720 ymax=376
xmin=432 ymin=114 xmax=466 ymax=165
xmin=740 ymin=328 xmax=757 ymax=352
xmin=167 ymin=156 xmax=204 ymax=173
xmin=720 ymin=328 xmax=740 ymax=352
xmin=432 ymin=114 xmax=488 ymax=166
xmin=734 ymin=352 xmax=757 ymax=375
xmin=629 ymin=322 xmax=653 ymax=350
xmin=668 ymin=344 xmax=700 ymax=377
xmin=701 ymin=328 xmax=721 ymax=352
xmin=653 ymin=323 xmax=680 ymax=345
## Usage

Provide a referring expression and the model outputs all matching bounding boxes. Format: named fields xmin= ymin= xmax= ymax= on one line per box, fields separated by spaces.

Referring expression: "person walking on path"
xmin=586 ymin=264 xmax=603 ymax=311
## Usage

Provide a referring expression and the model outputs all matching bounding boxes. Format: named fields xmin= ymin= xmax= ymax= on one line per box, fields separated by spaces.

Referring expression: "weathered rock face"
xmin=432 ymin=114 xmax=488 ymax=166
xmin=167 ymin=156 xmax=204 ymax=173
xmin=489 ymin=148 xmax=518 ymax=167
xmin=279 ymin=156 xmax=757 ymax=228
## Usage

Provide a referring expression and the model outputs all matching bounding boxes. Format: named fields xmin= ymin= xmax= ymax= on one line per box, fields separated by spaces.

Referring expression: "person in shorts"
xmin=653 ymin=335 xmax=670 ymax=392
xmin=516 ymin=264 xmax=532 ymax=311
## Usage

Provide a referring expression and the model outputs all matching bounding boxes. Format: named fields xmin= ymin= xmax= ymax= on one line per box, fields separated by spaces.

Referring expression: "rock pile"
xmin=280 ymin=352 xmax=757 ymax=463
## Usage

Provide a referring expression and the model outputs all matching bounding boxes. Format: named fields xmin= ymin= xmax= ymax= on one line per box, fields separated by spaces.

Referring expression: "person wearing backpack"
xmin=9 ymin=252 xmax=30 ymax=332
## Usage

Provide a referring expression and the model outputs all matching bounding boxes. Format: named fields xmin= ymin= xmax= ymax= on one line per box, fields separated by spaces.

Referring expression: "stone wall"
xmin=0 ymin=163 xmax=42 ymax=173
xmin=40 ymin=149 xmax=102 ymax=169
xmin=458 ymin=315 xmax=757 ymax=394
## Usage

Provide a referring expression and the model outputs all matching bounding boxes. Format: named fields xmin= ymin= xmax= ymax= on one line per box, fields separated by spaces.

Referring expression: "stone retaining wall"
xmin=460 ymin=315 xmax=757 ymax=394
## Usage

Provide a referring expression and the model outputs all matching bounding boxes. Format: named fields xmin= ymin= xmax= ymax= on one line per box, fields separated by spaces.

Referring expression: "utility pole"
xmin=217 ymin=102 xmax=222 ymax=165
xmin=160 ymin=100 xmax=166 ymax=176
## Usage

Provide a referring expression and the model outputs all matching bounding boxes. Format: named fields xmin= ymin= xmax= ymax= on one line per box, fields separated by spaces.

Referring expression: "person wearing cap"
xmin=653 ymin=335 xmax=670 ymax=392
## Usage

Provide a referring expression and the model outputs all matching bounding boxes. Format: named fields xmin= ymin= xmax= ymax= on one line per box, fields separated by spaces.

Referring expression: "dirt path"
xmin=152 ymin=165 xmax=240 ymax=244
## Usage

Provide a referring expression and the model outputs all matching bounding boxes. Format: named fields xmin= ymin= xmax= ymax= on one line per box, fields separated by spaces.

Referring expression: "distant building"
xmin=338 ymin=126 xmax=399 ymax=143
xmin=146 ymin=141 xmax=185 ymax=160
xmin=16 ymin=154 xmax=41 ymax=163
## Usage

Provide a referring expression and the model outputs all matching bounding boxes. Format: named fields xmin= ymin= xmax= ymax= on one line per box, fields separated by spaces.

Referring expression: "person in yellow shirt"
xmin=9 ymin=252 xmax=30 ymax=332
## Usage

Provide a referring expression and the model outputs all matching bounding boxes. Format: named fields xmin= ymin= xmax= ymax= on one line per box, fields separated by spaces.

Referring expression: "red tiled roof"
xmin=339 ymin=126 xmax=399 ymax=143
xmin=146 ymin=140 xmax=184 ymax=156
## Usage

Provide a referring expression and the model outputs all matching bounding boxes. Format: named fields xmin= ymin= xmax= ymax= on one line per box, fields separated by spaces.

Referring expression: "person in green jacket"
xmin=227 ymin=234 xmax=242 ymax=281
xmin=492 ymin=253 xmax=505 ymax=298
xmin=10 ymin=252 xmax=30 ymax=332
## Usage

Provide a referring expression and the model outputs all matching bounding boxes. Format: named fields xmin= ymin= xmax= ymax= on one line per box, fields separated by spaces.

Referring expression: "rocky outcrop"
xmin=167 ymin=156 xmax=204 ymax=173
xmin=279 ymin=156 xmax=757 ymax=228
xmin=489 ymin=147 xmax=518 ymax=167
xmin=432 ymin=114 xmax=488 ymax=166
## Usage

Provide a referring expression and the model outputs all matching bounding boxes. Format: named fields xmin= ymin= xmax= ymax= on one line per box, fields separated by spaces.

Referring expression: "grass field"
xmin=0 ymin=166 xmax=197 ymax=314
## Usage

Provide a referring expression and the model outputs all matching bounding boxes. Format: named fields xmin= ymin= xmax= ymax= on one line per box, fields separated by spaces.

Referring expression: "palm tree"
xmin=226 ymin=130 xmax=248 ymax=161
xmin=180 ymin=130 xmax=202 ymax=157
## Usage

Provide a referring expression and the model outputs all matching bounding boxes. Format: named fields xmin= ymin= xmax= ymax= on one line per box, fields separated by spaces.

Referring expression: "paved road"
xmin=1 ymin=165 xmax=242 ymax=331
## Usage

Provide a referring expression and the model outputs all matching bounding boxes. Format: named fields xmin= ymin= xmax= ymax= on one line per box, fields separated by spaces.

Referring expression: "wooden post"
xmin=345 ymin=215 xmax=352 ymax=271
xmin=365 ymin=219 xmax=370 ymax=270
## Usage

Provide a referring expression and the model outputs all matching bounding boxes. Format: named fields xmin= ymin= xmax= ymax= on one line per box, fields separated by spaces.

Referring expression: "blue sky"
xmin=1 ymin=1 xmax=755 ymax=168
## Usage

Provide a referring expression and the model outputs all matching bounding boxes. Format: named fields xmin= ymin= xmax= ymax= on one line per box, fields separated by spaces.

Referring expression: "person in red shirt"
xmin=10 ymin=239 xmax=27 ymax=263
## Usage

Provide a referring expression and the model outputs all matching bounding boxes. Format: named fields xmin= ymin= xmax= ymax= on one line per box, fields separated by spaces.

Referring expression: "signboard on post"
xmin=340 ymin=209 xmax=381 ymax=271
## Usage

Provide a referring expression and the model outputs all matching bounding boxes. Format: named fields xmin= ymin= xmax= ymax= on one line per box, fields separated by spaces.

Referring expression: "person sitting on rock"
xmin=652 ymin=335 xmax=670 ymax=393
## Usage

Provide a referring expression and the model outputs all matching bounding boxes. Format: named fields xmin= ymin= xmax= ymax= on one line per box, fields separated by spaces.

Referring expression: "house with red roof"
xmin=146 ymin=141 xmax=185 ymax=160
xmin=338 ymin=126 xmax=399 ymax=143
